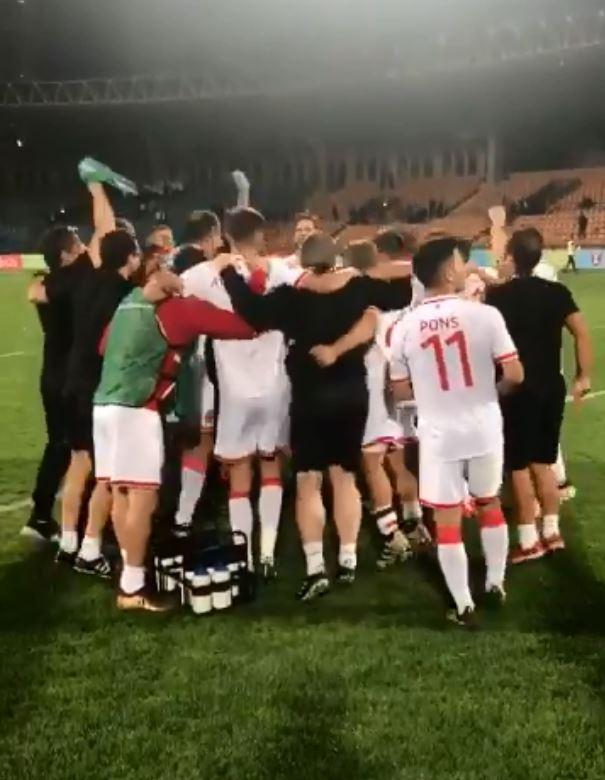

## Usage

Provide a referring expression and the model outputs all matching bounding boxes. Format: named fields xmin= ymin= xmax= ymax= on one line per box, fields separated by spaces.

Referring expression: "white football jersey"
xmin=390 ymin=295 xmax=517 ymax=460
xmin=182 ymin=258 xmax=302 ymax=399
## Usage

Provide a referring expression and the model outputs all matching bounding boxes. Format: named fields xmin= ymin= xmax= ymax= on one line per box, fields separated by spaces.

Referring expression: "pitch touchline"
xmin=0 ymin=498 xmax=32 ymax=514
xmin=0 ymin=351 xmax=27 ymax=359
xmin=565 ymin=390 xmax=605 ymax=403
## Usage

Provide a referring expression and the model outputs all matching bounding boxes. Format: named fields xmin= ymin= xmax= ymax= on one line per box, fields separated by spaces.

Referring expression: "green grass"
xmin=1 ymin=272 xmax=605 ymax=780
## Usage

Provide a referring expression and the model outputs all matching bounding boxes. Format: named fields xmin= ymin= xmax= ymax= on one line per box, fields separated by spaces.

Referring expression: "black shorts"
xmin=502 ymin=378 xmax=566 ymax=471
xmin=290 ymin=382 xmax=368 ymax=474
xmin=65 ymin=394 xmax=93 ymax=453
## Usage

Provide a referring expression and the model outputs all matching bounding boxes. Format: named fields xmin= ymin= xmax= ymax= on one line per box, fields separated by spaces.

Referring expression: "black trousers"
xmin=30 ymin=382 xmax=70 ymax=519
xmin=566 ymin=254 xmax=577 ymax=272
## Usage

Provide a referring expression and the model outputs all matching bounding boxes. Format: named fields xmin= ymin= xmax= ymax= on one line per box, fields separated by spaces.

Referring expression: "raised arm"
xmin=565 ymin=311 xmax=593 ymax=403
xmin=310 ymin=308 xmax=378 ymax=367
xmin=87 ymin=182 xmax=116 ymax=268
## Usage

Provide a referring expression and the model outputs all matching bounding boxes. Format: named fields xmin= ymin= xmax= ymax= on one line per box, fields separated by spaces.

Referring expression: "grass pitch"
xmin=1 ymin=272 xmax=605 ymax=780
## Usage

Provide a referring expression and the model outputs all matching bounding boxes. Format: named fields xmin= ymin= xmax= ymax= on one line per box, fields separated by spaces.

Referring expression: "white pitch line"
xmin=0 ymin=351 xmax=26 ymax=359
xmin=566 ymin=390 xmax=605 ymax=403
xmin=0 ymin=498 xmax=32 ymax=514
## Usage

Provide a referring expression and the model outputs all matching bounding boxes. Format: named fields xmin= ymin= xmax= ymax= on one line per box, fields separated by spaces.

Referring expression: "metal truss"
xmin=1 ymin=9 xmax=604 ymax=108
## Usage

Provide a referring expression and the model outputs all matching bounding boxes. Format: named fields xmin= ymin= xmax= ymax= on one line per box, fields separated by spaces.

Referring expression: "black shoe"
xmin=116 ymin=587 xmax=177 ymax=612
xmin=446 ymin=606 xmax=478 ymax=629
xmin=377 ymin=530 xmax=412 ymax=570
xmin=336 ymin=565 xmax=356 ymax=585
xmin=20 ymin=516 xmax=59 ymax=543
xmin=55 ymin=548 xmax=77 ymax=567
xmin=484 ymin=584 xmax=506 ymax=609
xmin=296 ymin=572 xmax=330 ymax=602
xmin=74 ymin=555 xmax=112 ymax=579
xmin=260 ymin=558 xmax=278 ymax=581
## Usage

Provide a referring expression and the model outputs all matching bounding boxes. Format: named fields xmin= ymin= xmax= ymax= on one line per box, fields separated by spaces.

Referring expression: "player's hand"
xmin=571 ymin=375 xmax=591 ymax=405
xmin=27 ymin=278 xmax=47 ymax=304
xmin=310 ymin=344 xmax=338 ymax=368
xmin=142 ymin=270 xmax=183 ymax=302
xmin=213 ymin=253 xmax=241 ymax=272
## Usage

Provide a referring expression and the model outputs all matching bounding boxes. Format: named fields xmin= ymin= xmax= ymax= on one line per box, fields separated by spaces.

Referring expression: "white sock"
xmin=543 ymin=514 xmax=560 ymax=539
xmin=229 ymin=493 xmax=254 ymax=567
xmin=78 ymin=535 xmax=101 ymax=562
xmin=120 ymin=564 xmax=145 ymax=594
xmin=518 ymin=523 xmax=539 ymax=549
xmin=403 ymin=501 xmax=422 ymax=520
xmin=259 ymin=481 xmax=283 ymax=561
xmin=60 ymin=529 xmax=78 ymax=554
xmin=339 ymin=543 xmax=357 ymax=570
xmin=437 ymin=542 xmax=474 ymax=614
xmin=303 ymin=541 xmax=325 ymax=576
xmin=553 ymin=447 xmax=567 ymax=486
xmin=479 ymin=521 xmax=509 ymax=589
xmin=175 ymin=457 xmax=206 ymax=526
xmin=375 ymin=506 xmax=398 ymax=536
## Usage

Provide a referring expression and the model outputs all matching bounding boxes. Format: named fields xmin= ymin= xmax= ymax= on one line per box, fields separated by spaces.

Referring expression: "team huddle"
xmin=23 ymin=170 xmax=593 ymax=626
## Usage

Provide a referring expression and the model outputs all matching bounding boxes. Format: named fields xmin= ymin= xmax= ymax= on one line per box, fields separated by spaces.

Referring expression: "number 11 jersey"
xmin=390 ymin=295 xmax=518 ymax=461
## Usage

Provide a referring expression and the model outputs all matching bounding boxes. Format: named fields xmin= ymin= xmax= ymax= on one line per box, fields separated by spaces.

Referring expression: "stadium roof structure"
xmin=1 ymin=0 xmax=604 ymax=108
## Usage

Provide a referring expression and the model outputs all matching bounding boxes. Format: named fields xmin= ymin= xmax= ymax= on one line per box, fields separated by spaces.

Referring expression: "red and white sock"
xmin=175 ymin=455 xmax=206 ymax=527
xmin=436 ymin=525 xmax=474 ymax=614
xmin=229 ymin=491 xmax=254 ymax=568
xmin=478 ymin=507 xmax=509 ymax=589
xmin=259 ymin=478 xmax=283 ymax=562
xmin=374 ymin=506 xmax=398 ymax=537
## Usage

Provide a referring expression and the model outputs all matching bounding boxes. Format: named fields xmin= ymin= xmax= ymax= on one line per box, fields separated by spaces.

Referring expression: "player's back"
xmin=398 ymin=296 xmax=516 ymax=459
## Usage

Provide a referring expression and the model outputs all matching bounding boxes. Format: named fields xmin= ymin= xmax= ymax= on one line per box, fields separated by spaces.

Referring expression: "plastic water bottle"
xmin=191 ymin=570 xmax=212 ymax=615
xmin=227 ymin=562 xmax=240 ymax=599
xmin=211 ymin=567 xmax=232 ymax=611
xmin=162 ymin=557 xmax=176 ymax=592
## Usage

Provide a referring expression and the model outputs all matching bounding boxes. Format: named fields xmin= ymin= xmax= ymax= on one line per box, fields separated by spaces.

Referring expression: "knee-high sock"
xmin=229 ymin=491 xmax=254 ymax=568
xmin=478 ymin=508 xmax=509 ymax=589
xmin=175 ymin=455 xmax=206 ymax=527
xmin=259 ymin=478 xmax=283 ymax=561
xmin=436 ymin=525 xmax=474 ymax=614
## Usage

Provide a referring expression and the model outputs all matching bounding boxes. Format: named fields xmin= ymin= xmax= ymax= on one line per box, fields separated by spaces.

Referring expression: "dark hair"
xmin=456 ymin=238 xmax=472 ymax=263
xmin=39 ymin=226 xmax=79 ymax=272
xmin=115 ymin=217 xmax=136 ymax=238
xmin=100 ymin=230 xmax=139 ymax=272
xmin=344 ymin=240 xmax=377 ymax=272
xmin=413 ymin=237 xmax=459 ymax=289
xmin=506 ymin=228 xmax=544 ymax=276
xmin=294 ymin=212 xmax=319 ymax=228
xmin=300 ymin=232 xmax=336 ymax=273
xmin=224 ymin=207 xmax=265 ymax=244
xmin=183 ymin=210 xmax=220 ymax=244
xmin=374 ymin=229 xmax=415 ymax=258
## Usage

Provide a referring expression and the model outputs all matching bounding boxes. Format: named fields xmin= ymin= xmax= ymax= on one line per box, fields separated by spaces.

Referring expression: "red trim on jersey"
xmin=495 ymin=351 xmax=518 ymax=364
xmin=181 ymin=454 xmax=206 ymax=474
xmin=436 ymin=524 xmax=462 ymax=545
xmin=229 ymin=490 xmax=250 ymax=500
xmin=248 ymin=268 xmax=267 ymax=295
xmin=96 ymin=476 xmax=110 ymax=483
xmin=293 ymin=270 xmax=308 ymax=288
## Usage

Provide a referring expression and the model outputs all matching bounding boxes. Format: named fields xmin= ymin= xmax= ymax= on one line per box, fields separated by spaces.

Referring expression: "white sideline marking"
xmin=565 ymin=390 xmax=605 ymax=403
xmin=0 ymin=351 xmax=26 ymax=359
xmin=0 ymin=498 xmax=32 ymax=514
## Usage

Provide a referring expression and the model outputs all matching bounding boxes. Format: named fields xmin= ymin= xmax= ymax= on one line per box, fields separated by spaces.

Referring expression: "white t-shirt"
xmin=533 ymin=261 xmax=558 ymax=282
xmin=182 ymin=257 xmax=303 ymax=399
xmin=390 ymin=295 xmax=517 ymax=460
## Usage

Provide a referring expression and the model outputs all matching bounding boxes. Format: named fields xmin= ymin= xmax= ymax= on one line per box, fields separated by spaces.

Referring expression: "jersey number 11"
xmin=421 ymin=331 xmax=474 ymax=391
